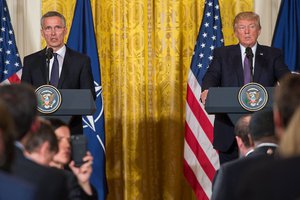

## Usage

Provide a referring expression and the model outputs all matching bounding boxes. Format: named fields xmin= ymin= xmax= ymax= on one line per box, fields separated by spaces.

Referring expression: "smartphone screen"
xmin=71 ymin=134 xmax=87 ymax=167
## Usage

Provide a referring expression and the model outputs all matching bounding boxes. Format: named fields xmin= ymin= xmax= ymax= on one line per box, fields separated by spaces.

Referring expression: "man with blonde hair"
xmin=200 ymin=11 xmax=290 ymax=164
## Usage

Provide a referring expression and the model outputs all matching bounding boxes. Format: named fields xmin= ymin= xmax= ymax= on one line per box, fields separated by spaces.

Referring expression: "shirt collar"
xmin=239 ymin=43 xmax=258 ymax=57
xmin=54 ymin=45 xmax=66 ymax=58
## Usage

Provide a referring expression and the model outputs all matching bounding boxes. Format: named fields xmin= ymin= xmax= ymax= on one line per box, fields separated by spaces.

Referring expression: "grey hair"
xmin=41 ymin=11 xmax=66 ymax=28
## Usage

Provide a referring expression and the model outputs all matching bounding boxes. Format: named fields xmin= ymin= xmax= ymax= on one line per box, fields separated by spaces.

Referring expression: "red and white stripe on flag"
xmin=184 ymin=0 xmax=223 ymax=198
xmin=1 ymin=69 xmax=22 ymax=85
xmin=184 ymin=70 xmax=220 ymax=200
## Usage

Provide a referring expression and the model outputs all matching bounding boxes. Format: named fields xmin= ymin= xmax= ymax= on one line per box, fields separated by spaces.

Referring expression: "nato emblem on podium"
xmin=238 ymin=83 xmax=268 ymax=112
xmin=36 ymin=85 xmax=62 ymax=114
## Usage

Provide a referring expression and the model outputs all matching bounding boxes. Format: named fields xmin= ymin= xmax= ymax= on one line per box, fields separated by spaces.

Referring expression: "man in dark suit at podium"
xmin=21 ymin=11 xmax=95 ymax=135
xmin=200 ymin=11 xmax=290 ymax=164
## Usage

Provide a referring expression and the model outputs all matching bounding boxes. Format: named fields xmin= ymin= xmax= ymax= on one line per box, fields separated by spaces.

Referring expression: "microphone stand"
xmin=45 ymin=48 xmax=53 ymax=85
xmin=46 ymin=57 xmax=50 ymax=85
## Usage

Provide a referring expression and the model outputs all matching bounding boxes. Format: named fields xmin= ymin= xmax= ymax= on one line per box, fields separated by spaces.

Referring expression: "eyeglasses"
xmin=236 ymin=24 xmax=257 ymax=31
xmin=43 ymin=25 xmax=65 ymax=33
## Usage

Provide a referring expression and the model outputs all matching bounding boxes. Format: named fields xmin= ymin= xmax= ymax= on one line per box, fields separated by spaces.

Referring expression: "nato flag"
xmin=272 ymin=0 xmax=300 ymax=72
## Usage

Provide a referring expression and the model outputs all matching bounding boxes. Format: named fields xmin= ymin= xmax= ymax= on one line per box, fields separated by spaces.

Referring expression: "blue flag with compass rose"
xmin=67 ymin=0 xmax=107 ymax=199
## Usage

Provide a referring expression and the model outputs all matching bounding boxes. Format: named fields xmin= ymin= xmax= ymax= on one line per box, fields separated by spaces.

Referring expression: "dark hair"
xmin=48 ymin=118 xmax=68 ymax=131
xmin=235 ymin=115 xmax=252 ymax=148
xmin=0 ymin=83 xmax=37 ymax=140
xmin=0 ymin=99 xmax=17 ymax=171
xmin=41 ymin=11 xmax=66 ymax=28
xmin=249 ymin=110 xmax=275 ymax=140
xmin=275 ymin=73 xmax=300 ymax=128
xmin=24 ymin=120 xmax=58 ymax=154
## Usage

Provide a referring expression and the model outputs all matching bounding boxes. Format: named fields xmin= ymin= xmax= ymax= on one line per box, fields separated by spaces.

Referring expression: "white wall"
xmin=255 ymin=0 xmax=282 ymax=45
xmin=6 ymin=0 xmax=41 ymax=61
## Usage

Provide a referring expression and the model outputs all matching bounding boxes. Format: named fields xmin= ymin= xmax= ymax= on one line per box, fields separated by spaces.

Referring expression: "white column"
xmin=254 ymin=0 xmax=282 ymax=46
xmin=7 ymin=0 xmax=41 ymax=61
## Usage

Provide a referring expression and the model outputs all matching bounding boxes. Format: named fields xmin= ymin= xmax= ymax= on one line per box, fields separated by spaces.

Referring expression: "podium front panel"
xmin=39 ymin=89 xmax=96 ymax=116
xmin=205 ymin=87 xmax=274 ymax=114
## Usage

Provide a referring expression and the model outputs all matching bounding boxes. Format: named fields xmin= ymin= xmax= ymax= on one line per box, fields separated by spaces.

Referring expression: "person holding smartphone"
xmin=48 ymin=118 xmax=97 ymax=200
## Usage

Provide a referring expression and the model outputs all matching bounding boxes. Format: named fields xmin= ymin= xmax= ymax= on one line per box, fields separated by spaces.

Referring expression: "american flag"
xmin=184 ymin=0 xmax=223 ymax=199
xmin=0 ymin=0 xmax=22 ymax=84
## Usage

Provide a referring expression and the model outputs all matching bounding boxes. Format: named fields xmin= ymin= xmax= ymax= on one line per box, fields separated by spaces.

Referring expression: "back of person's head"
xmin=48 ymin=118 xmax=68 ymax=131
xmin=48 ymin=118 xmax=71 ymax=167
xmin=0 ymin=83 xmax=37 ymax=140
xmin=234 ymin=11 xmax=261 ymax=30
xmin=274 ymin=73 xmax=300 ymax=128
xmin=24 ymin=119 xmax=58 ymax=155
xmin=0 ymin=99 xmax=17 ymax=171
xmin=249 ymin=110 xmax=275 ymax=142
xmin=235 ymin=115 xmax=252 ymax=148
xmin=279 ymin=106 xmax=300 ymax=157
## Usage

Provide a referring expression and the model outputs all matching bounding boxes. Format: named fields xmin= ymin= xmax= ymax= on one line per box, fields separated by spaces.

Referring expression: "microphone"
xmin=45 ymin=48 xmax=53 ymax=85
xmin=245 ymin=47 xmax=253 ymax=59
xmin=45 ymin=47 xmax=54 ymax=60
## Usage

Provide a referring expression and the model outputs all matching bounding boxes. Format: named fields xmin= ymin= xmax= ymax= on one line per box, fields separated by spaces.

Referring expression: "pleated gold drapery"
xmin=42 ymin=0 xmax=252 ymax=199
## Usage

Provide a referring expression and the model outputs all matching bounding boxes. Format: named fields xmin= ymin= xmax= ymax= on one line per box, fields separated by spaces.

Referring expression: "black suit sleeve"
xmin=202 ymin=48 xmax=222 ymax=91
xmin=211 ymin=166 xmax=232 ymax=200
xmin=21 ymin=56 xmax=33 ymax=84
xmin=79 ymin=56 xmax=96 ymax=99
xmin=273 ymin=48 xmax=291 ymax=80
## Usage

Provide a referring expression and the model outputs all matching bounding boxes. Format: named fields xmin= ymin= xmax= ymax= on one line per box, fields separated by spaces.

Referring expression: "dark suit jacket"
xmin=211 ymin=145 xmax=277 ymax=200
xmin=236 ymin=156 xmax=300 ymax=200
xmin=202 ymin=44 xmax=290 ymax=152
xmin=10 ymin=146 xmax=68 ymax=200
xmin=0 ymin=171 xmax=37 ymax=200
xmin=64 ymin=170 xmax=98 ymax=200
xmin=247 ymin=145 xmax=277 ymax=158
xmin=21 ymin=46 xmax=96 ymax=134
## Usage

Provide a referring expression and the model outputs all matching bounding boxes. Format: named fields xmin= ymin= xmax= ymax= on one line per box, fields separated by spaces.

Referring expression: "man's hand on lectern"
xmin=200 ymin=89 xmax=208 ymax=105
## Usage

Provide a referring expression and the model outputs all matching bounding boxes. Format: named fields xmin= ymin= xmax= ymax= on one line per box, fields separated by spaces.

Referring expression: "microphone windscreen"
xmin=245 ymin=47 xmax=253 ymax=58
xmin=45 ymin=48 xmax=53 ymax=60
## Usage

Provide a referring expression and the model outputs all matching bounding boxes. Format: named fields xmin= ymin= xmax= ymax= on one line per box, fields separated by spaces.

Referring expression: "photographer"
xmin=49 ymin=118 xmax=97 ymax=200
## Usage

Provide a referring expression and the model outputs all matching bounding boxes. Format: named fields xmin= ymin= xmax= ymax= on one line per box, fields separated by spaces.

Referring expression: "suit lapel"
xmin=254 ymin=44 xmax=264 ymax=82
xmin=39 ymin=48 xmax=48 ymax=84
xmin=232 ymin=45 xmax=244 ymax=86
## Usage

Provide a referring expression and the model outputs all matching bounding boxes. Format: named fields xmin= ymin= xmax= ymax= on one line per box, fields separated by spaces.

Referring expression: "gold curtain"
xmin=42 ymin=0 xmax=252 ymax=199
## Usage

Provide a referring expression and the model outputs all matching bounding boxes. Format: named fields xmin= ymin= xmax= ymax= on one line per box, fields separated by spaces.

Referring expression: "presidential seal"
xmin=35 ymin=85 xmax=62 ymax=114
xmin=238 ymin=83 xmax=268 ymax=112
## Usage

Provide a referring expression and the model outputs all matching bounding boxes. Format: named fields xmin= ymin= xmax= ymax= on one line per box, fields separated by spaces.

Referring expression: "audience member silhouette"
xmin=234 ymin=115 xmax=254 ymax=157
xmin=24 ymin=119 xmax=58 ymax=166
xmin=0 ymin=99 xmax=37 ymax=200
xmin=212 ymin=110 xmax=276 ymax=200
xmin=0 ymin=83 xmax=67 ymax=200
xmin=49 ymin=118 xmax=97 ymax=200
xmin=279 ymin=106 xmax=300 ymax=157
xmin=237 ymin=74 xmax=300 ymax=200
